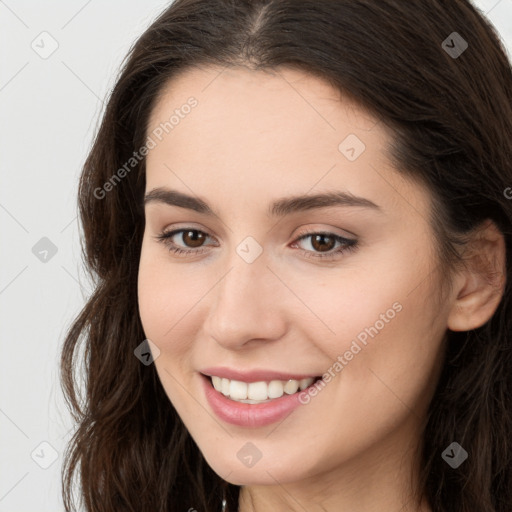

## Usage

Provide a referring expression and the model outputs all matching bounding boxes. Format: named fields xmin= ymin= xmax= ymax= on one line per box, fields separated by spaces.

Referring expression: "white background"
xmin=1 ymin=1 xmax=511 ymax=510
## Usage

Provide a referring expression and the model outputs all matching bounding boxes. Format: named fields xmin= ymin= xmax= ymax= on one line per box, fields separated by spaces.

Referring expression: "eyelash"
xmin=154 ymin=228 xmax=358 ymax=261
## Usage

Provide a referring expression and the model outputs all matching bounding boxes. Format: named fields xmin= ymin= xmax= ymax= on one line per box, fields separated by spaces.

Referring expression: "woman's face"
xmin=138 ymin=65 xmax=451 ymax=488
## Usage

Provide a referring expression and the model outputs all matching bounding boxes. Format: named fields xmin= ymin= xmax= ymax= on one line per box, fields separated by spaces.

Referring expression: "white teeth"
xmin=209 ymin=375 xmax=316 ymax=402
xmin=238 ymin=398 xmax=273 ymax=404
xmin=284 ymin=379 xmax=299 ymax=394
xmin=221 ymin=378 xmax=230 ymax=396
xmin=229 ymin=379 xmax=247 ymax=400
xmin=299 ymin=377 xmax=314 ymax=390
xmin=268 ymin=380 xmax=284 ymax=399
xmin=248 ymin=381 xmax=268 ymax=401
xmin=211 ymin=375 xmax=222 ymax=391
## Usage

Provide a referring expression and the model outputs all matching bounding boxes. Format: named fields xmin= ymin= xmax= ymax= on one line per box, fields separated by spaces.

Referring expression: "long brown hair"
xmin=60 ymin=1 xmax=512 ymax=510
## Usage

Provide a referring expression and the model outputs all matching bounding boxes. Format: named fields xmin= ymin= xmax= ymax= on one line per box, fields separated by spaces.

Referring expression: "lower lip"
xmin=200 ymin=374 xmax=317 ymax=428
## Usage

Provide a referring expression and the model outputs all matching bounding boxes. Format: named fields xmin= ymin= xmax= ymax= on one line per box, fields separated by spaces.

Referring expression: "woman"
xmin=60 ymin=1 xmax=512 ymax=511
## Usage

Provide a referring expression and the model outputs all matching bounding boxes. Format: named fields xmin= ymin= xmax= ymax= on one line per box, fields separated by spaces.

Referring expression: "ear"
xmin=447 ymin=219 xmax=507 ymax=332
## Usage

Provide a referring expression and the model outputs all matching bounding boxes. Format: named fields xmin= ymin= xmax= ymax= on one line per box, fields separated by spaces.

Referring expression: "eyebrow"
xmin=143 ymin=187 xmax=381 ymax=217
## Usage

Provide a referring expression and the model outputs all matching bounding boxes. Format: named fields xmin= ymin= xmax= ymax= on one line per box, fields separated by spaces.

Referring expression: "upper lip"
xmin=200 ymin=366 xmax=321 ymax=383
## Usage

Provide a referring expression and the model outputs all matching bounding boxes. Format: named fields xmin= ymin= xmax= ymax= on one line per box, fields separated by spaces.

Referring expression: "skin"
xmin=137 ymin=65 xmax=506 ymax=512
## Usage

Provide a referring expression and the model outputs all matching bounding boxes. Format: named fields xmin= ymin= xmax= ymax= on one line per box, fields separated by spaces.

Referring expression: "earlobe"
xmin=446 ymin=220 xmax=507 ymax=332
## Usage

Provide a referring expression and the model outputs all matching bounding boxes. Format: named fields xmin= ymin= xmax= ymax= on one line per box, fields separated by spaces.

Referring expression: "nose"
xmin=203 ymin=255 xmax=288 ymax=350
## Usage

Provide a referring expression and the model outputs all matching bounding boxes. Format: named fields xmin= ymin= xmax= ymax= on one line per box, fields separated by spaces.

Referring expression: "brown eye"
xmin=155 ymin=228 xmax=214 ymax=256
xmin=181 ymin=230 xmax=206 ymax=248
xmin=309 ymin=234 xmax=336 ymax=252
xmin=292 ymin=231 xmax=358 ymax=261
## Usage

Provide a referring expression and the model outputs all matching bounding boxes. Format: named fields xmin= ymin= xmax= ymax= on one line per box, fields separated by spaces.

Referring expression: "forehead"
xmin=144 ymin=65 xmax=430 ymax=223
xmin=147 ymin=64 xmax=381 ymax=144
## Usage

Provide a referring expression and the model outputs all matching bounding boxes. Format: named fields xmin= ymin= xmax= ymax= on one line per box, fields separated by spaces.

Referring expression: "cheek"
xmin=305 ymin=251 xmax=444 ymax=391
xmin=276 ymin=264 xmax=404 ymax=362
xmin=137 ymin=249 xmax=199 ymax=408
xmin=281 ymin=236 xmax=426 ymax=354
xmin=137 ymin=242 xmax=213 ymax=356
xmin=323 ymin=273 xmax=445 ymax=428
xmin=137 ymin=241 xmax=181 ymax=347
xmin=137 ymin=259 xmax=169 ymax=342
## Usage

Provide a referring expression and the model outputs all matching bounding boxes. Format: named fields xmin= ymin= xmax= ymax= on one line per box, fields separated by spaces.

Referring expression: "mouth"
xmin=200 ymin=372 xmax=323 ymax=427
xmin=202 ymin=373 xmax=323 ymax=404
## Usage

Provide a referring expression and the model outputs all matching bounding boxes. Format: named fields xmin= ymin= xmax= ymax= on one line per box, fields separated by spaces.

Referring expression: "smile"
xmin=209 ymin=375 xmax=319 ymax=403
xmin=200 ymin=372 xmax=323 ymax=427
